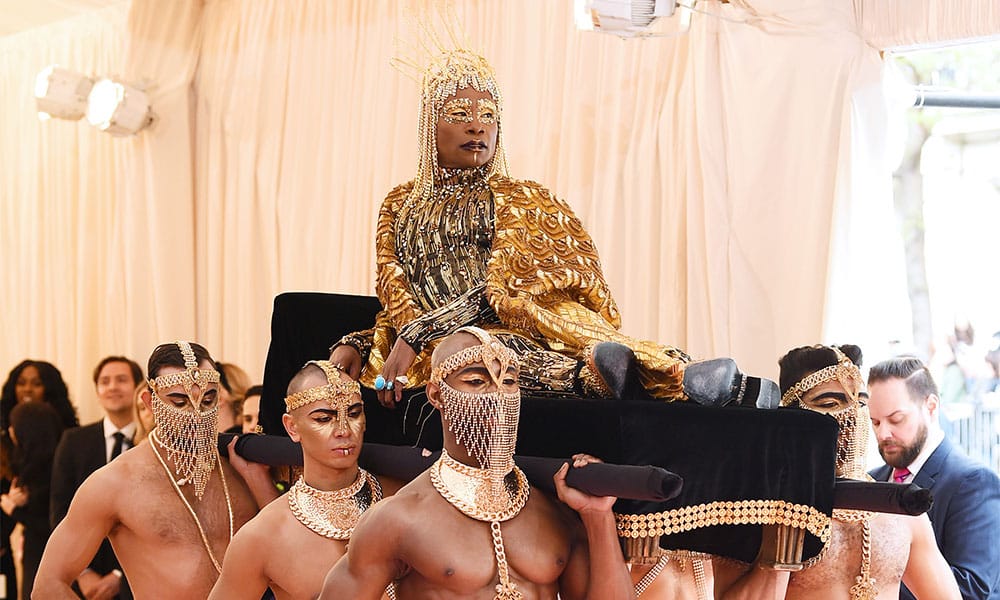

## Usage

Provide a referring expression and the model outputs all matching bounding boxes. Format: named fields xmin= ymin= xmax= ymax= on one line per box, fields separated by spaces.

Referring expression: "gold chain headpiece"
xmin=285 ymin=360 xmax=361 ymax=413
xmin=148 ymin=340 xmax=221 ymax=398
xmin=780 ymin=346 xmax=862 ymax=407
xmin=430 ymin=326 xmax=519 ymax=387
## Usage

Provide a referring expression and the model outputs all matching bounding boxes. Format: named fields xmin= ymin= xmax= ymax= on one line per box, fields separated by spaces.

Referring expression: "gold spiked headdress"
xmin=392 ymin=3 xmax=510 ymax=204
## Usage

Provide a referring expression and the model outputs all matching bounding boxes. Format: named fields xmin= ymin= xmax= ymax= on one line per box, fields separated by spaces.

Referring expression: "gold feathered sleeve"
xmin=485 ymin=177 xmax=622 ymax=355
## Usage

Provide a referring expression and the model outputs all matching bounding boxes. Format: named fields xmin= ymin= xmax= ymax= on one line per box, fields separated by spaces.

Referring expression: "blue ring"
xmin=374 ymin=375 xmax=387 ymax=391
xmin=386 ymin=380 xmax=394 ymax=391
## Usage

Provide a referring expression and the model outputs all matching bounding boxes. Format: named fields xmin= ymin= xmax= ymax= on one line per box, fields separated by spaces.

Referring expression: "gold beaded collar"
xmin=285 ymin=360 xmax=361 ymax=413
xmin=780 ymin=346 xmax=862 ymax=407
xmin=429 ymin=450 xmax=529 ymax=522
xmin=287 ymin=470 xmax=383 ymax=540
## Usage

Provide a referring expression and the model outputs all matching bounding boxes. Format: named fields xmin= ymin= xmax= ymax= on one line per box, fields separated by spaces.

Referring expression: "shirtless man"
xmin=320 ymin=327 xmax=634 ymax=599
xmin=209 ymin=361 xmax=401 ymax=599
xmin=714 ymin=344 xmax=960 ymax=600
xmin=33 ymin=341 xmax=276 ymax=599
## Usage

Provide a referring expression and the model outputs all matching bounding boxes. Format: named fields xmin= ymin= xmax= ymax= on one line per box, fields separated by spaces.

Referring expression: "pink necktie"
xmin=892 ymin=467 xmax=911 ymax=483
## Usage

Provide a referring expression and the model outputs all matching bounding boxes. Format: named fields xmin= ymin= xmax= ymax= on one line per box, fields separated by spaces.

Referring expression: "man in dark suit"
xmin=50 ymin=356 xmax=143 ymax=600
xmin=868 ymin=356 xmax=1000 ymax=600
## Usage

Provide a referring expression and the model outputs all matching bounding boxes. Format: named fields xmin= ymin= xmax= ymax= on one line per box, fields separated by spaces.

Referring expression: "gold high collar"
xmin=287 ymin=470 xmax=382 ymax=540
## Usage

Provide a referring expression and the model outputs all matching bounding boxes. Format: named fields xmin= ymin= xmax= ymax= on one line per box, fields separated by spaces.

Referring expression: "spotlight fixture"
xmin=86 ymin=78 xmax=154 ymax=136
xmin=575 ymin=0 xmax=680 ymax=38
xmin=34 ymin=65 xmax=93 ymax=121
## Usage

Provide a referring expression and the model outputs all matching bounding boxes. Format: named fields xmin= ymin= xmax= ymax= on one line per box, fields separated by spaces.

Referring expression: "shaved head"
xmin=287 ymin=364 xmax=330 ymax=397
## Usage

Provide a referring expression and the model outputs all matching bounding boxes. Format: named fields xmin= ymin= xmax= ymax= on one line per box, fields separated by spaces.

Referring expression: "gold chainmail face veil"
xmin=393 ymin=5 xmax=510 ymax=206
xmin=783 ymin=346 xmax=869 ymax=480
xmin=147 ymin=341 xmax=222 ymax=500
xmin=431 ymin=326 xmax=521 ymax=479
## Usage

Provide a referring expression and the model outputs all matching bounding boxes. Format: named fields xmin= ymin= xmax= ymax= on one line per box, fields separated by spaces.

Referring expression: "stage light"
xmin=34 ymin=65 xmax=94 ymax=121
xmin=575 ymin=0 xmax=679 ymax=38
xmin=86 ymin=78 xmax=154 ymax=136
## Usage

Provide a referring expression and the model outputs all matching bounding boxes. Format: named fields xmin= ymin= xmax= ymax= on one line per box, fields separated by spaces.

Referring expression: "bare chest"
xmin=788 ymin=515 xmax=910 ymax=598
xmin=398 ymin=504 xmax=571 ymax=595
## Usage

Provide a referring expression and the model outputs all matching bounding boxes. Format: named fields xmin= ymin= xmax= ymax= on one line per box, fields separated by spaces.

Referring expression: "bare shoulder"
xmin=900 ymin=512 xmax=932 ymax=539
xmin=83 ymin=443 xmax=157 ymax=494
xmin=237 ymin=493 xmax=293 ymax=539
xmin=363 ymin=474 xmax=433 ymax=525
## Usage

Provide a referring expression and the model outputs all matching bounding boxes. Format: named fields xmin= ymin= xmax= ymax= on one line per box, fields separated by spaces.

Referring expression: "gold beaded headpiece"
xmin=285 ymin=360 xmax=361 ymax=413
xmin=780 ymin=346 xmax=862 ymax=407
xmin=148 ymin=340 xmax=221 ymax=402
xmin=392 ymin=3 xmax=510 ymax=205
xmin=430 ymin=326 xmax=519 ymax=387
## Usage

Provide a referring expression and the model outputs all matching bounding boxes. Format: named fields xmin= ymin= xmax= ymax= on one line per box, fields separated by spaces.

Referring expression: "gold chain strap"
xmin=634 ymin=554 xmax=670 ymax=597
xmin=490 ymin=521 xmax=523 ymax=599
xmin=692 ymin=558 xmax=709 ymax=600
xmin=848 ymin=516 xmax=877 ymax=600
xmin=149 ymin=430 xmax=233 ymax=573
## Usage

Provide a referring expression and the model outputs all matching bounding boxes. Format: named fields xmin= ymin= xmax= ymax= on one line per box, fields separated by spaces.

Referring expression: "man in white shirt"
xmin=49 ymin=356 xmax=143 ymax=600
xmin=868 ymin=356 xmax=1000 ymax=600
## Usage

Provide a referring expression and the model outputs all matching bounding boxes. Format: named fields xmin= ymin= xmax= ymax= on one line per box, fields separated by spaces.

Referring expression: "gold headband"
xmin=430 ymin=327 xmax=518 ymax=386
xmin=780 ymin=346 xmax=863 ymax=407
xmin=285 ymin=360 xmax=361 ymax=413
xmin=148 ymin=341 xmax=220 ymax=396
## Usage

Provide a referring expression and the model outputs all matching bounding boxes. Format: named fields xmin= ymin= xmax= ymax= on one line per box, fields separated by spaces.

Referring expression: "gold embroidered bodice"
xmin=395 ymin=166 xmax=496 ymax=313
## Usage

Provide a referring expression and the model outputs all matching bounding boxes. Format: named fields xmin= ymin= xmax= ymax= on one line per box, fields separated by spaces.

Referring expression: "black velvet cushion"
xmin=261 ymin=292 xmax=838 ymax=562
xmin=614 ymin=401 xmax=838 ymax=562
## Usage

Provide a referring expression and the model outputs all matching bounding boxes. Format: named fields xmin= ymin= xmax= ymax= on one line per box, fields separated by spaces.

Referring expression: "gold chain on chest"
xmin=149 ymin=431 xmax=233 ymax=574
xmin=799 ymin=509 xmax=876 ymax=600
xmin=286 ymin=470 xmax=382 ymax=540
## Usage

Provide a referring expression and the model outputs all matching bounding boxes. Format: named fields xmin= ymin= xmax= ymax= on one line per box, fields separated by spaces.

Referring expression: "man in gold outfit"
xmin=33 ymin=342 xmax=276 ymax=599
xmin=329 ymin=46 xmax=774 ymax=410
xmin=319 ymin=327 xmax=635 ymax=599
xmin=209 ymin=361 xmax=401 ymax=600
xmin=713 ymin=344 xmax=960 ymax=600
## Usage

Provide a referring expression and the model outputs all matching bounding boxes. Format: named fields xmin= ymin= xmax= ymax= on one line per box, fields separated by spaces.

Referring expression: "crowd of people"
xmin=5 ymin=32 xmax=1000 ymax=600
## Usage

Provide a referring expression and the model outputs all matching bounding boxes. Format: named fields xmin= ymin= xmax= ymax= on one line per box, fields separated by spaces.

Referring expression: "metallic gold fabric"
xmin=347 ymin=172 xmax=688 ymax=399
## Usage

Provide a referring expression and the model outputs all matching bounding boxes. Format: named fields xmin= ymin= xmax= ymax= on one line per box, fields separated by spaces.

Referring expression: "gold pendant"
xmin=495 ymin=584 xmax=524 ymax=600
xmin=849 ymin=576 xmax=877 ymax=600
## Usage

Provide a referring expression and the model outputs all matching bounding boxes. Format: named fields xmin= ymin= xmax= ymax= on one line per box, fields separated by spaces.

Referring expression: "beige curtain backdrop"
xmin=3 ymin=0 xmax=999 ymax=422
xmin=0 ymin=3 xmax=130 ymax=423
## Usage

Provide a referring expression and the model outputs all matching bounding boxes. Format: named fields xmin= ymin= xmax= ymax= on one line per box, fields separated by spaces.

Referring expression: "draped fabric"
xmin=0 ymin=3 xmax=130 ymax=423
xmin=2 ymin=0 xmax=998 ymax=421
xmin=854 ymin=0 xmax=1000 ymax=50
